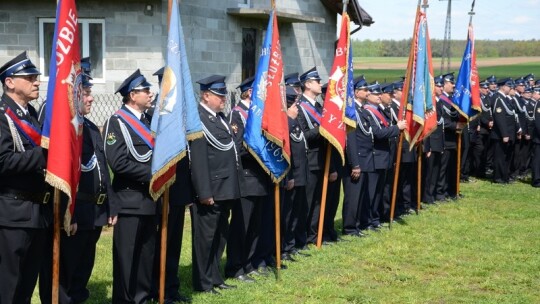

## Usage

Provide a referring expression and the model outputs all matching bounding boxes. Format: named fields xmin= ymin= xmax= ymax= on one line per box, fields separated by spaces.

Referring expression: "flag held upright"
xmin=42 ymin=0 xmax=83 ymax=234
xmin=245 ymin=10 xmax=290 ymax=183
xmin=452 ymin=24 xmax=481 ymax=120
xmin=149 ymin=0 xmax=203 ymax=201
xmin=320 ymin=13 xmax=351 ymax=165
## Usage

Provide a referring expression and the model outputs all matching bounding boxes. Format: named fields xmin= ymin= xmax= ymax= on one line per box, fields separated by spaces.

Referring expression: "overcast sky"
xmin=349 ymin=0 xmax=540 ymax=40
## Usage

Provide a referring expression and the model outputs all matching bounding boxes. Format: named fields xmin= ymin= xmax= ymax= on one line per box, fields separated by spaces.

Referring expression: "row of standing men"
xmin=1 ymin=51 xmax=539 ymax=304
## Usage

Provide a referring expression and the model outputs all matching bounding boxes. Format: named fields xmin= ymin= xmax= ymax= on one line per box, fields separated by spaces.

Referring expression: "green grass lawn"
xmin=33 ymin=178 xmax=540 ymax=303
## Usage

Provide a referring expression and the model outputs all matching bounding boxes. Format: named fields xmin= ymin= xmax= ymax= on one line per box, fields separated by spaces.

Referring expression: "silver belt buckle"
xmin=43 ymin=192 xmax=51 ymax=204
xmin=96 ymin=194 xmax=106 ymax=205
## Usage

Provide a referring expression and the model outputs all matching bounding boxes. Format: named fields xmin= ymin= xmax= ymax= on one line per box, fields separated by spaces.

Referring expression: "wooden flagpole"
xmin=274 ymin=184 xmax=282 ymax=277
xmin=159 ymin=189 xmax=170 ymax=304
xmin=158 ymin=2 xmax=173 ymax=303
xmin=390 ymin=0 xmax=422 ymax=228
xmin=316 ymin=145 xmax=332 ymax=248
xmin=52 ymin=188 xmax=60 ymax=304
xmin=416 ymin=144 xmax=422 ymax=213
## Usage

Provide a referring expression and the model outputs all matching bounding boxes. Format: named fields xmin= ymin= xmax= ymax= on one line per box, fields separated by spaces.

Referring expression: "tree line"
xmin=352 ymin=39 xmax=540 ymax=57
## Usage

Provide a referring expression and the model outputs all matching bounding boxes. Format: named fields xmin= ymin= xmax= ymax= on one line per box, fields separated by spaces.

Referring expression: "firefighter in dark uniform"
xmin=523 ymin=85 xmax=536 ymax=175
xmin=438 ymin=73 xmax=464 ymax=200
xmin=363 ymin=83 xmax=406 ymax=230
xmin=423 ymin=76 xmax=445 ymax=204
xmin=190 ymin=75 xmax=243 ymax=294
xmin=0 ymin=51 xmax=51 ymax=304
xmin=342 ymin=76 xmax=370 ymax=236
xmin=104 ymin=69 xmax=157 ymax=303
xmin=225 ymin=76 xmax=270 ymax=281
xmin=38 ymin=58 xmax=117 ymax=304
xmin=511 ymin=78 xmax=529 ymax=179
xmin=475 ymin=80 xmax=493 ymax=177
xmin=531 ymin=87 xmax=540 ymax=187
xmin=148 ymin=67 xmax=192 ymax=304
xmin=296 ymin=67 xmax=327 ymax=246
xmin=491 ymin=78 xmax=517 ymax=184
xmin=281 ymin=86 xmax=310 ymax=260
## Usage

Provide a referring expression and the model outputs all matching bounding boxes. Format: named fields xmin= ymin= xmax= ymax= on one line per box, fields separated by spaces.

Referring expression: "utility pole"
xmin=440 ymin=0 xmax=452 ymax=73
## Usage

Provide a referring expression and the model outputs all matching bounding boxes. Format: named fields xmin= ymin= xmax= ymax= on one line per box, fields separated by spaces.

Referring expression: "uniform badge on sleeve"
xmin=231 ymin=123 xmax=238 ymax=134
xmin=106 ymin=132 xmax=117 ymax=145
xmin=496 ymin=107 xmax=502 ymax=113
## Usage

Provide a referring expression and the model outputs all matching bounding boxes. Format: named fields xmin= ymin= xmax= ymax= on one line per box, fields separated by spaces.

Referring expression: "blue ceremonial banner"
xmin=344 ymin=40 xmax=357 ymax=128
xmin=150 ymin=0 xmax=203 ymax=200
xmin=244 ymin=10 xmax=289 ymax=182
xmin=452 ymin=25 xmax=481 ymax=120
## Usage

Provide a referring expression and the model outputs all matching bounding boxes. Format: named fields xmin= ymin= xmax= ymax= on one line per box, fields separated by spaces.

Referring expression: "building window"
xmin=238 ymin=0 xmax=251 ymax=8
xmin=38 ymin=18 xmax=105 ymax=82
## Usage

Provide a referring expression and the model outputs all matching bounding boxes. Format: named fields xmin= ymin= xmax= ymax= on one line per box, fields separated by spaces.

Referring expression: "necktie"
xmin=140 ymin=115 xmax=150 ymax=126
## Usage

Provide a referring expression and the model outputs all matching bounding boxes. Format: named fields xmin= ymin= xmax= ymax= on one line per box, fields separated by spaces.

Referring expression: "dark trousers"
xmin=40 ymin=227 xmax=102 ymax=304
xmin=281 ymin=186 xmax=307 ymax=253
xmin=152 ymin=204 xmax=186 ymax=300
xmin=190 ymin=200 xmax=233 ymax=291
xmin=492 ymin=139 xmax=514 ymax=183
xmin=379 ymin=167 xmax=393 ymax=222
xmin=461 ymin=131 xmax=471 ymax=180
xmin=305 ymin=169 xmax=323 ymax=244
xmin=485 ymin=133 xmax=494 ymax=171
xmin=361 ymin=171 xmax=379 ymax=229
xmin=471 ymin=133 xmax=486 ymax=177
xmin=398 ymin=162 xmax=417 ymax=213
xmin=112 ymin=214 xmax=157 ymax=303
xmin=225 ymin=196 xmax=264 ymax=278
xmin=323 ymin=176 xmax=341 ymax=241
xmin=439 ymin=149 xmax=457 ymax=198
xmin=532 ymin=143 xmax=540 ymax=187
xmin=0 ymin=227 xmax=47 ymax=304
xmin=371 ymin=169 xmax=386 ymax=227
xmin=423 ymin=152 xmax=442 ymax=203
xmin=252 ymin=194 xmax=275 ymax=269
xmin=342 ymin=172 xmax=363 ymax=235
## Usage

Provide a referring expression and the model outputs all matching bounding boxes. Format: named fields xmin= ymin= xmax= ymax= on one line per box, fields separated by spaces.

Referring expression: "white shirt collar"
xmin=302 ymin=94 xmax=318 ymax=107
xmin=354 ymin=98 xmax=363 ymax=108
xmin=14 ymin=101 xmax=28 ymax=115
xmin=125 ymin=104 xmax=143 ymax=120
xmin=200 ymin=102 xmax=217 ymax=117
xmin=392 ymin=98 xmax=400 ymax=107
xmin=240 ymin=99 xmax=250 ymax=109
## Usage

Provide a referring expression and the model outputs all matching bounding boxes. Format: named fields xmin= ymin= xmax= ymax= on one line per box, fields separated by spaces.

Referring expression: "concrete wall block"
xmin=0 ymin=23 xmax=5 ymax=34
xmin=107 ymin=23 xmax=127 ymax=36
xmin=0 ymin=34 xmax=18 ymax=45
xmin=136 ymin=58 xmax=164 ymax=71
xmin=136 ymin=35 xmax=163 ymax=47
xmin=0 ymin=12 xmax=9 ymax=22
xmin=114 ymin=12 xmax=139 ymax=24
xmin=152 ymin=24 xmax=162 ymax=36
xmin=6 ymin=22 xmax=27 ymax=34
xmin=106 ymin=35 xmax=137 ymax=47
xmin=105 ymin=47 xmax=128 ymax=59
xmin=18 ymin=34 xmax=36 ymax=47
xmin=201 ymin=51 xmax=212 ymax=62
xmin=127 ymin=24 xmax=153 ymax=36
xmin=113 ymin=59 xmax=137 ymax=70
xmin=206 ymin=18 xmax=218 ymax=30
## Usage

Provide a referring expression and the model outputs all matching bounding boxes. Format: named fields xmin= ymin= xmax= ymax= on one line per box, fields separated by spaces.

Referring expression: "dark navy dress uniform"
xmin=423 ymin=98 xmax=445 ymax=203
xmin=0 ymin=52 xmax=51 ymax=304
xmin=105 ymin=70 xmax=158 ymax=303
xmin=282 ymin=109 xmax=309 ymax=254
xmin=531 ymin=97 xmax=540 ymax=187
xmin=189 ymin=75 xmax=243 ymax=292
xmin=475 ymin=88 xmax=493 ymax=177
xmin=439 ymin=91 xmax=460 ymax=198
xmin=364 ymin=100 xmax=400 ymax=228
xmin=491 ymin=86 xmax=517 ymax=183
xmin=225 ymin=79 xmax=270 ymax=279
xmin=342 ymin=101 xmax=371 ymax=235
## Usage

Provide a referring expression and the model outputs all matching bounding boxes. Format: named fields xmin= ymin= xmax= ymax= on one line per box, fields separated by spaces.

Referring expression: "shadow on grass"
xmin=86 ymin=279 xmax=112 ymax=302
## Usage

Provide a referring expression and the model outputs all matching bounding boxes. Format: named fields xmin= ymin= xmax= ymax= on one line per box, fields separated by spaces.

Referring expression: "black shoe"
xmin=248 ymin=266 xmax=270 ymax=277
xmin=234 ymin=274 xmax=256 ymax=283
xmin=281 ymin=253 xmax=296 ymax=262
xmin=200 ymin=288 xmax=221 ymax=295
xmin=291 ymin=249 xmax=311 ymax=257
xmin=167 ymin=293 xmax=192 ymax=303
xmin=215 ymin=283 xmax=237 ymax=290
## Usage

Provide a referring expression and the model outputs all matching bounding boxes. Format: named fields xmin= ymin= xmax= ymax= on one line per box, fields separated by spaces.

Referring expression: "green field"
xmin=353 ymin=57 xmax=540 ymax=83
xmin=33 ymin=178 xmax=540 ymax=303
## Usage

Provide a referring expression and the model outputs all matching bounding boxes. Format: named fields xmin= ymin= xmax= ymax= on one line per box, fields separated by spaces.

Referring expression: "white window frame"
xmin=237 ymin=0 xmax=251 ymax=8
xmin=38 ymin=18 xmax=106 ymax=83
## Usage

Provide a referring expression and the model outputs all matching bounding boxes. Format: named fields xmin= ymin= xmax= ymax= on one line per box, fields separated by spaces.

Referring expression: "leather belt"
xmin=77 ymin=192 xmax=107 ymax=205
xmin=0 ymin=188 xmax=51 ymax=204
